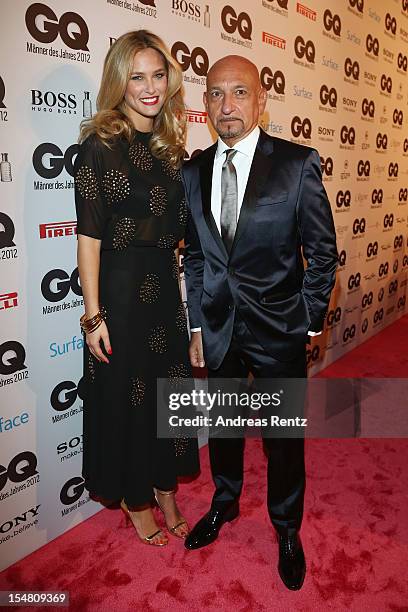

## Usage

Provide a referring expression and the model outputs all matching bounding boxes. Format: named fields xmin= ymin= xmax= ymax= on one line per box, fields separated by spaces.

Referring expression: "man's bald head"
xmin=203 ymin=55 xmax=267 ymax=146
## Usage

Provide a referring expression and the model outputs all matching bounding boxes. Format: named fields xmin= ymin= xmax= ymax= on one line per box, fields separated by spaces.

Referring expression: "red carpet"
xmin=1 ymin=318 xmax=408 ymax=611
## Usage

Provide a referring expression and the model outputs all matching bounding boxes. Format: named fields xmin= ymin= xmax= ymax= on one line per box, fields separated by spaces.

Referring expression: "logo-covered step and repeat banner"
xmin=1 ymin=0 xmax=407 ymax=570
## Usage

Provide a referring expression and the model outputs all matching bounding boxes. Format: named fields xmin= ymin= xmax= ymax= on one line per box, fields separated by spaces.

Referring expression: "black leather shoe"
xmin=277 ymin=531 xmax=306 ymax=590
xmin=184 ymin=502 xmax=239 ymax=550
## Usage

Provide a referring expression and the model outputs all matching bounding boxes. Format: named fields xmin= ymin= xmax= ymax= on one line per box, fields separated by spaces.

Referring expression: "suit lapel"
xmin=199 ymin=144 xmax=228 ymax=259
xmin=230 ymin=130 xmax=275 ymax=257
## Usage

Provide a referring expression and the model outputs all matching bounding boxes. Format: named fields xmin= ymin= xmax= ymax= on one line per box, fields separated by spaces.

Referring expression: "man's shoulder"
xmin=183 ymin=142 xmax=217 ymax=171
xmin=263 ymin=131 xmax=316 ymax=162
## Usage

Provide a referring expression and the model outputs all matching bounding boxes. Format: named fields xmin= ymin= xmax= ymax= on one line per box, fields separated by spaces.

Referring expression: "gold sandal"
xmin=120 ymin=500 xmax=168 ymax=546
xmin=153 ymin=489 xmax=189 ymax=539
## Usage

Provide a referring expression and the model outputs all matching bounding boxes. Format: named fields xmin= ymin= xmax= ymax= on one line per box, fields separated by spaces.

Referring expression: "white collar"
xmin=215 ymin=126 xmax=260 ymax=159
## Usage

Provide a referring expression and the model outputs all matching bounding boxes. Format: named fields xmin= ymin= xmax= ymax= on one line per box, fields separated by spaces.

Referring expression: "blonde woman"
xmin=74 ymin=30 xmax=199 ymax=546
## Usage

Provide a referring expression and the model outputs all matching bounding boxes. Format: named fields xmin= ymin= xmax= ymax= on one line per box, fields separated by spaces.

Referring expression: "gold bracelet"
xmin=80 ymin=307 xmax=106 ymax=334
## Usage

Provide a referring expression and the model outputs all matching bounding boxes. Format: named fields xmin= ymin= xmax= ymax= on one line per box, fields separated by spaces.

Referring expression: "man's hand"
xmin=189 ymin=331 xmax=205 ymax=368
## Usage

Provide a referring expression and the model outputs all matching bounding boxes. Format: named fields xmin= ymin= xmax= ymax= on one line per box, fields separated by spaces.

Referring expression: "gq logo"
xmin=361 ymin=292 xmax=373 ymax=308
xmin=348 ymin=273 xmax=361 ymax=289
xmin=41 ymin=268 xmax=81 ymax=303
xmin=344 ymin=58 xmax=359 ymax=80
xmin=51 ymin=378 xmax=84 ymax=412
xmin=60 ymin=476 xmax=85 ymax=505
xmin=336 ymin=190 xmax=351 ymax=208
xmin=399 ymin=188 xmax=408 ymax=202
xmin=362 ymin=318 xmax=368 ymax=334
xmin=340 ymin=126 xmax=356 ymax=145
xmin=0 ymin=341 xmax=27 ymax=376
xmin=383 ymin=213 xmax=394 ymax=228
xmin=371 ymin=189 xmax=383 ymax=204
xmin=291 ymin=116 xmax=312 ymax=139
xmin=378 ymin=287 xmax=385 ymax=302
xmin=353 ymin=218 xmax=365 ymax=234
xmin=221 ymin=6 xmax=252 ymax=40
xmin=343 ymin=325 xmax=356 ymax=342
xmin=376 ymin=133 xmax=388 ymax=149
xmin=366 ymin=34 xmax=379 ymax=56
xmin=362 ymin=98 xmax=375 ymax=118
xmin=0 ymin=212 xmax=16 ymax=249
xmin=398 ymin=53 xmax=408 ymax=72
xmin=388 ymin=163 xmax=399 ymax=178
xmin=320 ymin=157 xmax=333 ymax=177
xmin=393 ymin=260 xmax=399 ymax=274
xmin=25 ymin=3 xmax=89 ymax=51
xmin=393 ymin=109 xmax=403 ymax=126
xmin=0 ymin=76 xmax=5 ymax=108
xmin=404 ymin=139 xmax=408 ymax=153
xmin=265 ymin=0 xmax=288 ymax=6
xmin=326 ymin=306 xmax=341 ymax=326
xmin=171 ymin=42 xmax=209 ymax=76
xmin=378 ymin=262 xmax=389 ymax=277
xmin=367 ymin=241 xmax=378 ymax=257
xmin=320 ymin=85 xmax=337 ymax=108
xmin=338 ymin=250 xmax=347 ymax=267
xmin=0 ymin=451 xmax=38 ymax=491
xmin=306 ymin=345 xmax=320 ymax=366
xmin=373 ymin=308 xmax=384 ymax=324
xmin=380 ymin=74 xmax=392 ymax=93
xmin=349 ymin=0 xmax=364 ymax=13
xmin=260 ymin=68 xmax=285 ymax=94
xmin=357 ymin=160 xmax=370 ymax=177
xmin=294 ymin=37 xmax=315 ymax=63
xmin=323 ymin=10 xmax=341 ymax=36
xmin=398 ymin=295 xmax=406 ymax=309
xmin=32 ymin=143 xmax=79 ymax=179
xmin=385 ymin=13 xmax=397 ymax=35
xmin=389 ymin=279 xmax=398 ymax=295
xmin=404 ymin=255 xmax=408 ymax=268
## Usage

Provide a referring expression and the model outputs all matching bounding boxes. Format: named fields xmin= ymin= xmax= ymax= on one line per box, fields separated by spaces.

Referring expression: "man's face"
xmin=203 ymin=60 xmax=266 ymax=146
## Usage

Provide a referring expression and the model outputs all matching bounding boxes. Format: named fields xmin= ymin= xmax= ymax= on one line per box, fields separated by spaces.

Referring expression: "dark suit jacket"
xmin=182 ymin=129 xmax=338 ymax=370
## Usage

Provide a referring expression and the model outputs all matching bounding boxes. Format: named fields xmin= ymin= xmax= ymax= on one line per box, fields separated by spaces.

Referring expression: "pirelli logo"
xmin=39 ymin=221 xmax=77 ymax=239
xmin=262 ymin=32 xmax=286 ymax=49
xmin=186 ymin=110 xmax=207 ymax=124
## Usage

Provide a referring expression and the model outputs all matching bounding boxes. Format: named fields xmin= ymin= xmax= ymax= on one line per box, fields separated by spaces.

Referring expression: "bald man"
xmin=182 ymin=56 xmax=337 ymax=590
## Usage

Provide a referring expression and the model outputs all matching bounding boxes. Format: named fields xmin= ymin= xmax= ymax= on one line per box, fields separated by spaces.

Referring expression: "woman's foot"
xmin=154 ymin=489 xmax=189 ymax=538
xmin=121 ymin=501 xmax=168 ymax=546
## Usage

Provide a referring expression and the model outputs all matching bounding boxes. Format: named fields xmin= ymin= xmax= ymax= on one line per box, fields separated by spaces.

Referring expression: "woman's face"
xmin=124 ymin=47 xmax=168 ymax=131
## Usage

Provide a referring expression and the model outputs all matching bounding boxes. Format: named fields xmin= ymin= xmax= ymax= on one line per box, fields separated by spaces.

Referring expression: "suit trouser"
xmin=207 ymin=311 xmax=307 ymax=535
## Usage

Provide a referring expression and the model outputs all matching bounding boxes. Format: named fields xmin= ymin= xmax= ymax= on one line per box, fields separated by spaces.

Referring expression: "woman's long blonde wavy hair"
xmin=79 ymin=30 xmax=186 ymax=167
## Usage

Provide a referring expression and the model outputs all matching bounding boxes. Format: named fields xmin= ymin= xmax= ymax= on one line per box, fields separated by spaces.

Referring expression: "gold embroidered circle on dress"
xmin=113 ymin=217 xmax=137 ymax=250
xmin=75 ymin=165 xmax=99 ymax=200
xmin=178 ymin=197 xmax=188 ymax=226
xmin=162 ymin=160 xmax=181 ymax=181
xmin=148 ymin=325 xmax=167 ymax=353
xmin=157 ymin=234 xmax=176 ymax=249
xmin=101 ymin=169 xmax=131 ymax=203
xmin=174 ymin=436 xmax=189 ymax=457
xmin=149 ymin=186 xmax=167 ymax=216
xmin=139 ymin=273 xmax=160 ymax=303
xmin=176 ymin=303 xmax=188 ymax=333
xmin=129 ymin=141 xmax=153 ymax=172
xmin=168 ymin=363 xmax=189 ymax=384
xmin=130 ymin=377 xmax=146 ymax=406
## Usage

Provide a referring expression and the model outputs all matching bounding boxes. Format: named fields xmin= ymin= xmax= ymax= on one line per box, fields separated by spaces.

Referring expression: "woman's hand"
xmin=86 ymin=320 xmax=112 ymax=364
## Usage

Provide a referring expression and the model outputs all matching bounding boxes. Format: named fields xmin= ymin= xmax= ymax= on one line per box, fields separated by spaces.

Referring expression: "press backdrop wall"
xmin=1 ymin=0 xmax=407 ymax=571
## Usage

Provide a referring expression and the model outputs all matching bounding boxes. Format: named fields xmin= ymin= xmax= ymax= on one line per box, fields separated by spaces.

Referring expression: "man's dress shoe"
xmin=277 ymin=531 xmax=306 ymax=590
xmin=184 ymin=502 xmax=239 ymax=550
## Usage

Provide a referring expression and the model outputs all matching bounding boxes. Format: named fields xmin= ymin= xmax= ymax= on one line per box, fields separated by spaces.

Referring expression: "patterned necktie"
xmin=220 ymin=149 xmax=238 ymax=253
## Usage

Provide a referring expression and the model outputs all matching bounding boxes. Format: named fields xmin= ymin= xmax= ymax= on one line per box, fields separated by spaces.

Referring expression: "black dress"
xmin=74 ymin=130 xmax=199 ymax=507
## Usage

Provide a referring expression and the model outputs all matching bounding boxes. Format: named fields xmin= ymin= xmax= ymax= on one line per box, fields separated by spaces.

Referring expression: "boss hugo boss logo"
xmin=397 ymin=53 xmax=407 ymax=71
xmin=389 ymin=280 xmax=399 ymax=296
xmin=362 ymin=98 xmax=375 ymax=118
xmin=388 ymin=163 xmax=399 ymax=177
xmin=373 ymin=308 xmax=384 ymax=324
xmin=60 ymin=476 xmax=86 ymax=506
xmin=326 ymin=306 xmax=342 ymax=326
xmin=361 ymin=292 xmax=373 ymax=308
xmin=385 ymin=13 xmax=397 ymax=35
xmin=380 ymin=74 xmax=392 ymax=93
xmin=357 ymin=160 xmax=370 ymax=177
xmin=376 ymin=133 xmax=388 ymax=149
xmin=171 ymin=0 xmax=201 ymax=20
xmin=349 ymin=0 xmax=364 ymax=13
xmin=221 ymin=6 xmax=252 ymax=40
xmin=171 ymin=42 xmax=209 ymax=76
xmin=340 ymin=126 xmax=356 ymax=145
xmin=32 ymin=143 xmax=78 ymax=180
xmin=41 ymin=268 xmax=82 ymax=303
xmin=344 ymin=58 xmax=360 ymax=80
xmin=348 ymin=273 xmax=361 ymax=289
xmin=323 ymin=9 xmax=341 ymax=36
xmin=384 ymin=213 xmax=394 ymax=228
xmin=367 ymin=241 xmax=378 ymax=257
xmin=51 ymin=378 xmax=84 ymax=413
xmin=0 ymin=451 xmax=38 ymax=492
xmin=291 ymin=116 xmax=312 ymax=139
xmin=379 ymin=262 xmax=389 ymax=277
xmin=0 ymin=341 xmax=27 ymax=377
xmin=31 ymin=90 xmax=77 ymax=115
xmin=0 ymin=213 xmax=16 ymax=250
xmin=294 ymin=36 xmax=315 ymax=63
xmin=338 ymin=250 xmax=347 ymax=267
xmin=353 ymin=218 xmax=365 ymax=234
xmin=371 ymin=189 xmax=383 ymax=204
xmin=343 ymin=325 xmax=356 ymax=342
xmin=320 ymin=157 xmax=334 ymax=176
xmin=393 ymin=109 xmax=403 ymax=126
xmin=399 ymin=188 xmax=408 ymax=202
xmin=260 ymin=68 xmax=285 ymax=94
xmin=320 ymin=85 xmax=337 ymax=108
xmin=306 ymin=345 xmax=320 ymax=365
xmin=366 ymin=34 xmax=379 ymax=56
xmin=336 ymin=190 xmax=351 ymax=208
xmin=25 ymin=3 xmax=89 ymax=51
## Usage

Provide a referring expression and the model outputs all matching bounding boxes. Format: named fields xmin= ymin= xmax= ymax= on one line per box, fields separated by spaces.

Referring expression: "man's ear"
xmin=203 ymin=91 xmax=208 ymax=111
